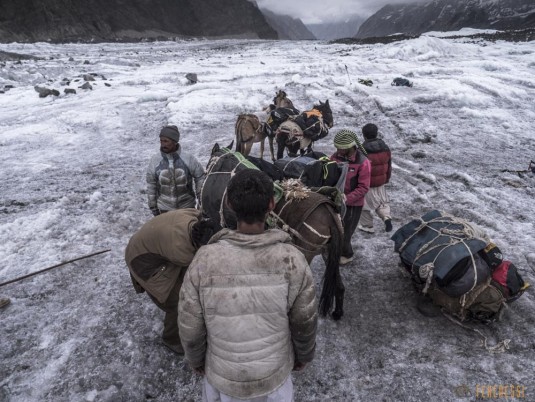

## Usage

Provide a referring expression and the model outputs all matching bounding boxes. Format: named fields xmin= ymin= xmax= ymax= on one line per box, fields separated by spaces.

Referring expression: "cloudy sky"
xmin=256 ymin=0 xmax=427 ymax=24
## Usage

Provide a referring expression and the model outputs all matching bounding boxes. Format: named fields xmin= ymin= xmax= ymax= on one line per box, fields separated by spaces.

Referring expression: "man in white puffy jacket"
xmin=178 ymin=169 xmax=318 ymax=401
xmin=146 ymin=125 xmax=205 ymax=215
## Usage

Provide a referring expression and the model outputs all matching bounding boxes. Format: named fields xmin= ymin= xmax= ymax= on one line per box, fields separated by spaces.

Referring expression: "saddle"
xmin=276 ymin=120 xmax=304 ymax=145
xmin=293 ymin=110 xmax=328 ymax=141
xmin=274 ymin=188 xmax=337 ymax=234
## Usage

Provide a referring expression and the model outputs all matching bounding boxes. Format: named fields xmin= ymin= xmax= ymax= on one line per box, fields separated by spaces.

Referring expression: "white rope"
xmin=442 ymin=312 xmax=511 ymax=354
xmin=408 ymin=215 xmax=483 ymax=294
xmin=419 ymin=263 xmax=434 ymax=294
xmin=303 ymin=222 xmax=330 ymax=239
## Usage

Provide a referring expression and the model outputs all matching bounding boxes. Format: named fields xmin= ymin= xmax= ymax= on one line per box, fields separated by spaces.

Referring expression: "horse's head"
xmin=313 ymin=100 xmax=333 ymax=128
xmin=273 ymin=90 xmax=294 ymax=109
xmin=208 ymin=141 xmax=234 ymax=169
xmin=211 ymin=141 xmax=234 ymax=157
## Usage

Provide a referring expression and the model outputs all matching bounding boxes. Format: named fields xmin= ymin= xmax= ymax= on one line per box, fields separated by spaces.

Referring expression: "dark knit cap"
xmin=159 ymin=125 xmax=180 ymax=142
xmin=362 ymin=123 xmax=378 ymax=139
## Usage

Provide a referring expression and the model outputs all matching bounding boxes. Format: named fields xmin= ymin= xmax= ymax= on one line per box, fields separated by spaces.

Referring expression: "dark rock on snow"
xmin=34 ymin=86 xmax=60 ymax=98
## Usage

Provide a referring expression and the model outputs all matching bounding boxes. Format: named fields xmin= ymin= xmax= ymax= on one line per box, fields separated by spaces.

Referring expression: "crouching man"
xmin=179 ymin=169 xmax=318 ymax=401
xmin=125 ymin=208 xmax=214 ymax=354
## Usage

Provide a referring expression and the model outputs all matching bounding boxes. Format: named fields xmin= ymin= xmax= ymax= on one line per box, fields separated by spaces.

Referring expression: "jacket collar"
xmin=209 ymin=228 xmax=291 ymax=247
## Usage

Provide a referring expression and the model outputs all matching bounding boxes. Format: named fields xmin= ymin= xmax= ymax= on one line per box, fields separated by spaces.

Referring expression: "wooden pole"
xmin=0 ymin=249 xmax=111 ymax=287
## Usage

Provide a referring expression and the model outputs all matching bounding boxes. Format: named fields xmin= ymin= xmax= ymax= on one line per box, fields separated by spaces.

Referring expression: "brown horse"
xmin=235 ymin=114 xmax=275 ymax=161
xmin=272 ymin=89 xmax=295 ymax=109
xmin=235 ymin=91 xmax=296 ymax=161
xmin=200 ymin=143 xmax=346 ymax=319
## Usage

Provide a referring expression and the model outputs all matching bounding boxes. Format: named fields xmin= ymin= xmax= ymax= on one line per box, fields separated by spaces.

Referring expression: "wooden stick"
xmin=0 ymin=249 xmax=111 ymax=287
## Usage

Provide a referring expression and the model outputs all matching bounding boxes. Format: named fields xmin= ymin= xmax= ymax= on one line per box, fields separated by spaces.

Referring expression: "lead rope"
xmin=442 ymin=311 xmax=511 ymax=353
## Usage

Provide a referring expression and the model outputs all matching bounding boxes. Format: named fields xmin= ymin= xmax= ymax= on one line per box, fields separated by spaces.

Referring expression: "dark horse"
xmin=276 ymin=100 xmax=334 ymax=160
xmin=200 ymin=143 xmax=346 ymax=319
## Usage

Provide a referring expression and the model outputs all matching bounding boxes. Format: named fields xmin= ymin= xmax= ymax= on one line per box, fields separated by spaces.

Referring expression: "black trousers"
xmin=342 ymin=205 xmax=363 ymax=258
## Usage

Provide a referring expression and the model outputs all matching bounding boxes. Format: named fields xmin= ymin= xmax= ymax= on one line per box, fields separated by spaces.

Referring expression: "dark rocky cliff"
xmin=0 ymin=0 xmax=278 ymax=42
xmin=356 ymin=0 xmax=535 ymax=38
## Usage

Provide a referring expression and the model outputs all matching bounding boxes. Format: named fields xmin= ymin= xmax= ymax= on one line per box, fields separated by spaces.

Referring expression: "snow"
xmin=1 ymin=32 xmax=535 ymax=401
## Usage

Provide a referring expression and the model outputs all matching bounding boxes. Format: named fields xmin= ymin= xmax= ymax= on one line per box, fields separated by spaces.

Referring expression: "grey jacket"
xmin=146 ymin=145 xmax=205 ymax=212
xmin=178 ymin=228 xmax=317 ymax=399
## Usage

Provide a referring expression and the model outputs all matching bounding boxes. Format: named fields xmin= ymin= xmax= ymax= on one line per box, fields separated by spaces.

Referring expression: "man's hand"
xmin=193 ymin=365 xmax=205 ymax=375
xmin=293 ymin=361 xmax=307 ymax=371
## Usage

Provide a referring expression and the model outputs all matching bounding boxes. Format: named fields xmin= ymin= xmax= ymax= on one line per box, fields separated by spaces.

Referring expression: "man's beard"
xmin=161 ymin=146 xmax=176 ymax=154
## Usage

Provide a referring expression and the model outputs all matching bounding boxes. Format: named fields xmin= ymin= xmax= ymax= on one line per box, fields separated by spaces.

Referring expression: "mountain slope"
xmin=261 ymin=8 xmax=315 ymax=40
xmin=356 ymin=0 xmax=535 ymax=38
xmin=307 ymin=16 xmax=366 ymax=40
xmin=0 ymin=0 xmax=278 ymax=42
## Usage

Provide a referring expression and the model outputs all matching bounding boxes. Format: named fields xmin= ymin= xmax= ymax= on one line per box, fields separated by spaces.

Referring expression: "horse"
xmin=273 ymin=89 xmax=294 ymax=109
xmin=234 ymin=91 xmax=296 ymax=161
xmin=200 ymin=143 xmax=346 ymax=320
xmin=235 ymin=114 xmax=275 ymax=161
xmin=276 ymin=99 xmax=333 ymax=160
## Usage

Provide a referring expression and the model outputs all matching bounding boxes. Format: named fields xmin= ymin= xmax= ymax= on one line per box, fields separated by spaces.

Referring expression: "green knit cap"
xmin=333 ymin=129 xmax=358 ymax=149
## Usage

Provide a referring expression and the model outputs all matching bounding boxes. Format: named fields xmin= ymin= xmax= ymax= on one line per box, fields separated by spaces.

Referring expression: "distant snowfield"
xmin=1 ymin=32 xmax=534 ymax=401
xmin=425 ymin=28 xmax=500 ymax=37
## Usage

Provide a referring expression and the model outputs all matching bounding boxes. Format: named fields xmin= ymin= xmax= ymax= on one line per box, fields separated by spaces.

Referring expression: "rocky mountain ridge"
xmin=0 ymin=0 xmax=278 ymax=43
xmin=356 ymin=0 xmax=535 ymax=38
xmin=260 ymin=8 xmax=315 ymax=40
xmin=307 ymin=16 xmax=366 ymax=40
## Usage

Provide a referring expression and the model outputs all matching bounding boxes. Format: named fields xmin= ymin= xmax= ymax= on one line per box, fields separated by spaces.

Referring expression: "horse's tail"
xmin=319 ymin=208 xmax=343 ymax=316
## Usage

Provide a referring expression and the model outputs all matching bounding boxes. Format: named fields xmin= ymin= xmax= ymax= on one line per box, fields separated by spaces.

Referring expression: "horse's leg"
xmin=235 ymin=118 xmax=243 ymax=154
xmin=298 ymin=205 xmax=343 ymax=318
xmin=329 ymin=209 xmax=345 ymax=320
xmin=259 ymin=137 xmax=265 ymax=160
xmin=243 ymin=141 xmax=253 ymax=157
xmin=331 ymin=258 xmax=345 ymax=321
xmin=268 ymin=136 xmax=275 ymax=162
xmin=276 ymin=134 xmax=286 ymax=160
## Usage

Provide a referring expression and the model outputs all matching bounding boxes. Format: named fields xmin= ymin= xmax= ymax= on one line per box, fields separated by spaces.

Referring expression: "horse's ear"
xmin=325 ymin=99 xmax=329 ymax=106
xmin=212 ymin=143 xmax=220 ymax=155
xmin=228 ymin=140 xmax=234 ymax=149
xmin=319 ymin=100 xmax=324 ymax=106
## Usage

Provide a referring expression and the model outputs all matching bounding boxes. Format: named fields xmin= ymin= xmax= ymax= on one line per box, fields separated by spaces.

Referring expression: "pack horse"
xmin=200 ymin=143 xmax=346 ymax=319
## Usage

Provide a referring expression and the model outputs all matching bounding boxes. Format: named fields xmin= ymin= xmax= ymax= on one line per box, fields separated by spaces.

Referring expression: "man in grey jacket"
xmin=146 ymin=125 xmax=205 ymax=215
xmin=179 ymin=169 xmax=318 ymax=401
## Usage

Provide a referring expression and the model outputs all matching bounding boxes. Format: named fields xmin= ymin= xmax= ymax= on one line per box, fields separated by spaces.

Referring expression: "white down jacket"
xmin=178 ymin=228 xmax=317 ymax=399
xmin=146 ymin=146 xmax=205 ymax=212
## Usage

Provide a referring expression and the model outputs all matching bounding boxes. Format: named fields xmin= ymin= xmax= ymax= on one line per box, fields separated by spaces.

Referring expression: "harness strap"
xmin=269 ymin=210 xmax=325 ymax=253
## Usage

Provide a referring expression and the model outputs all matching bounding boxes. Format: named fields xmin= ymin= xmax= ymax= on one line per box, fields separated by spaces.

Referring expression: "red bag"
xmin=491 ymin=261 xmax=526 ymax=301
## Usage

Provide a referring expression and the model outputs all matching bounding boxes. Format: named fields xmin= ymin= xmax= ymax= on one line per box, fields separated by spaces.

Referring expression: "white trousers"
xmin=359 ymin=185 xmax=391 ymax=228
xmin=202 ymin=375 xmax=293 ymax=402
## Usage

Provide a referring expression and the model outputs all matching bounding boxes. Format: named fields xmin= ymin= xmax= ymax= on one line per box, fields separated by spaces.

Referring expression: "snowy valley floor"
xmin=1 ymin=34 xmax=535 ymax=401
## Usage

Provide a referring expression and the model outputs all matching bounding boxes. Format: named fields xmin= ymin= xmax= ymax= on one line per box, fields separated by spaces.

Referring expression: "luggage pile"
xmin=391 ymin=210 xmax=529 ymax=322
